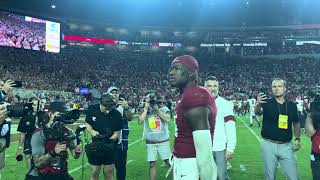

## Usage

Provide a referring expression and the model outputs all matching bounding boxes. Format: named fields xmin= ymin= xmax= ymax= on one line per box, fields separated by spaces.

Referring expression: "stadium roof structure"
xmin=0 ymin=0 xmax=320 ymax=28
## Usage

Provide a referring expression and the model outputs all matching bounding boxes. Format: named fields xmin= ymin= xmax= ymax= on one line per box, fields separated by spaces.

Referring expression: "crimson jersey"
xmin=173 ymin=85 xmax=217 ymax=158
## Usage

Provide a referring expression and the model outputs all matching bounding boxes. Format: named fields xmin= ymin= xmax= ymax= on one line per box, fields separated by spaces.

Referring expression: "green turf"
xmin=0 ymin=116 xmax=313 ymax=180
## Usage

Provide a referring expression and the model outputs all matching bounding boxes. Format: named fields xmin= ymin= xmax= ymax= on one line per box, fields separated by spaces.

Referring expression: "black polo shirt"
xmin=17 ymin=114 xmax=37 ymax=140
xmin=261 ymin=97 xmax=299 ymax=142
xmin=85 ymin=104 xmax=123 ymax=138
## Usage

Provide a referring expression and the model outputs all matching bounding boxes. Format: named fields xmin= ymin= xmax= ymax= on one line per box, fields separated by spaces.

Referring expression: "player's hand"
xmin=225 ymin=151 xmax=233 ymax=160
xmin=153 ymin=104 xmax=159 ymax=110
xmin=3 ymin=80 xmax=15 ymax=93
xmin=54 ymin=142 xmax=67 ymax=154
xmin=0 ymin=104 xmax=8 ymax=124
xmin=293 ymin=139 xmax=301 ymax=151
xmin=118 ymin=98 xmax=129 ymax=109
xmin=144 ymin=101 xmax=150 ymax=110
xmin=75 ymin=145 xmax=82 ymax=154
xmin=257 ymin=93 xmax=268 ymax=104
xmin=91 ymin=130 xmax=99 ymax=137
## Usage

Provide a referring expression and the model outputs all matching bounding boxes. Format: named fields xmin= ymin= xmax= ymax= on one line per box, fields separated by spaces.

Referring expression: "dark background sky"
xmin=0 ymin=0 xmax=319 ymax=28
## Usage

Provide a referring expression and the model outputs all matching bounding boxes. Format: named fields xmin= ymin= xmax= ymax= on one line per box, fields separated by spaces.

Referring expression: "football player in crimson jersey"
xmin=168 ymin=55 xmax=217 ymax=180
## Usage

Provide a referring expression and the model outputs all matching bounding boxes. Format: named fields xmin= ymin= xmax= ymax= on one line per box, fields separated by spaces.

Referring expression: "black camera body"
xmin=43 ymin=124 xmax=85 ymax=159
xmin=1 ymin=102 xmax=33 ymax=118
xmin=148 ymin=92 xmax=157 ymax=107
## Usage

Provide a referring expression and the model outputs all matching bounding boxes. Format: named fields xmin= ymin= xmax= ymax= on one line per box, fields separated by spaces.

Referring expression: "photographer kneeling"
xmin=305 ymin=94 xmax=320 ymax=180
xmin=27 ymin=102 xmax=82 ymax=180
xmin=138 ymin=92 xmax=171 ymax=180
xmin=85 ymin=93 xmax=123 ymax=180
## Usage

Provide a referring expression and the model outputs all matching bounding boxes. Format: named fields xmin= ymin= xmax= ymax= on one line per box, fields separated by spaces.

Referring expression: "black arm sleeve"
xmin=17 ymin=116 xmax=27 ymax=133
xmin=85 ymin=106 xmax=94 ymax=126
xmin=292 ymin=103 xmax=299 ymax=123
xmin=114 ymin=111 xmax=123 ymax=131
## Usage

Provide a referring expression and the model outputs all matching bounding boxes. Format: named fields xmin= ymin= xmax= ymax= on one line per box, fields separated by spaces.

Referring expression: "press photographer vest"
xmin=312 ymin=129 xmax=320 ymax=154
xmin=32 ymin=127 xmax=70 ymax=175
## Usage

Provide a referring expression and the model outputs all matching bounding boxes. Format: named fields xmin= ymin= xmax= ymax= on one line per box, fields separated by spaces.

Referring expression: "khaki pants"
xmin=260 ymin=139 xmax=298 ymax=180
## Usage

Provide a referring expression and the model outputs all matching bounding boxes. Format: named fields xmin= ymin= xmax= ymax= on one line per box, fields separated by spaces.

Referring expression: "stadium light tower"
xmin=51 ymin=5 xmax=56 ymax=9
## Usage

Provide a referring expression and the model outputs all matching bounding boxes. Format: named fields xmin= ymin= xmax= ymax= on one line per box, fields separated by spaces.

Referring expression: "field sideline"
xmin=1 ymin=115 xmax=312 ymax=180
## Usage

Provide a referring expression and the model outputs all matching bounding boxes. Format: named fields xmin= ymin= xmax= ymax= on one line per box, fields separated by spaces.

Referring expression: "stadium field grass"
xmin=1 ymin=116 xmax=312 ymax=180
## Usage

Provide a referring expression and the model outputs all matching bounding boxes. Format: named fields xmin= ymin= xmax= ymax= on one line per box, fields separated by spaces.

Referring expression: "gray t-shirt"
xmin=29 ymin=128 xmax=76 ymax=176
xmin=143 ymin=106 xmax=170 ymax=143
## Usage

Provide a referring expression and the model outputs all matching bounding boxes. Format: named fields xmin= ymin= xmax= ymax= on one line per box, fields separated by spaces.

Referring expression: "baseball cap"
xmin=171 ymin=55 xmax=199 ymax=73
xmin=100 ymin=93 xmax=116 ymax=108
xmin=107 ymin=86 xmax=119 ymax=94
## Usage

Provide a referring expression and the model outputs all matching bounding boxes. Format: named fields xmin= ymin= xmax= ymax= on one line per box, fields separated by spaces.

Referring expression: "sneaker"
xmin=227 ymin=162 xmax=232 ymax=170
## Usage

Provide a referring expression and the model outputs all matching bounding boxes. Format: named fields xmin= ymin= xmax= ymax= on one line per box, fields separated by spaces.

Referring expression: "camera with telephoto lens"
xmin=44 ymin=123 xmax=86 ymax=159
xmin=52 ymin=109 xmax=81 ymax=125
xmin=148 ymin=92 xmax=157 ymax=107
xmin=1 ymin=102 xmax=33 ymax=118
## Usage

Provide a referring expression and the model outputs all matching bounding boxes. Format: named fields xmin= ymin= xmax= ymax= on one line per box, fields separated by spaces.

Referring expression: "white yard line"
xmin=240 ymin=164 xmax=247 ymax=172
xmin=237 ymin=116 xmax=261 ymax=142
xmin=69 ymin=164 xmax=88 ymax=174
xmin=69 ymin=138 xmax=143 ymax=174
xmin=128 ymin=138 xmax=143 ymax=146
xmin=127 ymin=160 xmax=133 ymax=165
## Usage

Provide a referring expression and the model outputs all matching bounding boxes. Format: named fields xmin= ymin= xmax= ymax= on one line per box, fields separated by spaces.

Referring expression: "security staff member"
xmin=107 ymin=86 xmax=132 ymax=180
xmin=255 ymin=78 xmax=301 ymax=180
xmin=85 ymin=93 xmax=123 ymax=180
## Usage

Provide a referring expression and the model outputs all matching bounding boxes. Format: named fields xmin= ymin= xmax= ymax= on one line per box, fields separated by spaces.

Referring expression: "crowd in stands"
xmin=0 ymin=46 xmax=319 ymax=109
xmin=0 ymin=12 xmax=46 ymax=51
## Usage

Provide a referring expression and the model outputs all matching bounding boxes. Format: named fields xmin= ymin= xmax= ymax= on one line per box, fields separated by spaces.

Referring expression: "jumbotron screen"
xmin=0 ymin=11 xmax=60 ymax=53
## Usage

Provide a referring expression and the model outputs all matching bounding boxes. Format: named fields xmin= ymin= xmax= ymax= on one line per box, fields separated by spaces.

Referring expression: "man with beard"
xmin=168 ymin=55 xmax=217 ymax=180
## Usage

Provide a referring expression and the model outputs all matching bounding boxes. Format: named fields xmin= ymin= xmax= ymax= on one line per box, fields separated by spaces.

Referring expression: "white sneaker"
xmin=227 ymin=162 xmax=232 ymax=170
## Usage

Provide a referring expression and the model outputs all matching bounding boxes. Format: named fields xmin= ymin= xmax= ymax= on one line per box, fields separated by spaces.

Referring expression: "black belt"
xmin=263 ymin=138 xmax=289 ymax=144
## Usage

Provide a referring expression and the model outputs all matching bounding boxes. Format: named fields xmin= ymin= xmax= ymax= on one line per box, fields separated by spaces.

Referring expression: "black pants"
xmin=115 ymin=147 xmax=128 ymax=180
xmin=311 ymin=160 xmax=320 ymax=180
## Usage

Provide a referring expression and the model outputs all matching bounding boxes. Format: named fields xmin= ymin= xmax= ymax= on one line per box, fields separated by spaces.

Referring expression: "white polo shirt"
xmin=213 ymin=96 xmax=237 ymax=153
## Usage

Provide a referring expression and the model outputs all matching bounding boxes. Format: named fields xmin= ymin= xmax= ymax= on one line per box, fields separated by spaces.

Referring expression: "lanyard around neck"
xmin=277 ymin=100 xmax=288 ymax=115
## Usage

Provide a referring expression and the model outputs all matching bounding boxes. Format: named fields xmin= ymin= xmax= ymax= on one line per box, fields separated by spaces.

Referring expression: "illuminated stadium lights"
xmin=152 ymin=31 xmax=161 ymax=36
xmin=81 ymin=25 xmax=92 ymax=31
xmin=186 ymin=46 xmax=196 ymax=52
xmin=106 ymin=27 xmax=114 ymax=32
xmin=117 ymin=45 xmax=127 ymax=50
xmin=174 ymin=31 xmax=181 ymax=36
xmin=68 ymin=23 xmax=78 ymax=30
xmin=51 ymin=5 xmax=56 ymax=9
xmin=187 ymin=32 xmax=196 ymax=37
xmin=119 ymin=28 xmax=128 ymax=34
xmin=140 ymin=30 xmax=149 ymax=35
